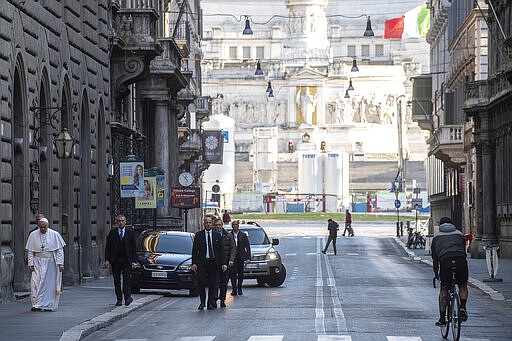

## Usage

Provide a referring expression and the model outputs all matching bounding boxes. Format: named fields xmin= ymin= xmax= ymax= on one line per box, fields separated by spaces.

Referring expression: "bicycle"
xmin=433 ymin=260 xmax=461 ymax=340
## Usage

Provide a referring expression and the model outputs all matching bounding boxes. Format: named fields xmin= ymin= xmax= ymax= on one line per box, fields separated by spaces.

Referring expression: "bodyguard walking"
xmin=191 ymin=216 xmax=227 ymax=310
xmin=104 ymin=214 xmax=137 ymax=306
xmin=230 ymin=220 xmax=251 ymax=295
xmin=214 ymin=218 xmax=236 ymax=307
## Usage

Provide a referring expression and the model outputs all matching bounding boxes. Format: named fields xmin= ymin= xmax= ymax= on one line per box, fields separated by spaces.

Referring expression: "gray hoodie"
xmin=431 ymin=223 xmax=466 ymax=274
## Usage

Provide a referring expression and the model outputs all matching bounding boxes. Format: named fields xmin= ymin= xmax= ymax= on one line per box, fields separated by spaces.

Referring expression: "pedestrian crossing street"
xmin=115 ymin=336 xmax=491 ymax=341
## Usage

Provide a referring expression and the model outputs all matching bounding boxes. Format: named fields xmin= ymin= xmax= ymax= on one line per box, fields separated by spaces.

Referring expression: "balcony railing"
xmin=427 ymin=124 xmax=465 ymax=166
xmin=436 ymin=125 xmax=463 ymax=145
xmin=464 ymin=72 xmax=512 ymax=110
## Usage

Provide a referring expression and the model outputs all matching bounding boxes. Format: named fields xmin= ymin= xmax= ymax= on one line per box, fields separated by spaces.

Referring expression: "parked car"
xmin=227 ymin=222 xmax=286 ymax=287
xmin=131 ymin=230 xmax=197 ymax=296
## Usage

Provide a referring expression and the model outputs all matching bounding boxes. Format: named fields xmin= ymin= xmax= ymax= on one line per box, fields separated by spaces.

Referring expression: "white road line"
xmin=323 ymin=248 xmax=348 ymax=333
xmin=386 ymin=337 xmax=422 ymax=341
xmin=346 ymin=253 xmax=359 ymax=256
xmin=317 ymin=336 xmax=352 ymax=340
xmin=175 ymin=337 xmax=215 ymax=341
xmin=316 ymin=237 xmax=325 ymax=334
xmin=307 ymin=252 xmax=318 ymax=255
xmin=285 ymin=253 xmax=297 ymax=256
xmin=247 ymin=336 xmax=283 ymax=341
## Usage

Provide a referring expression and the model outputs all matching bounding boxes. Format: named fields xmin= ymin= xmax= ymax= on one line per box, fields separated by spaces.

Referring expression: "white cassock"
xmin=25 ymin=228 xmax=66 ymax=311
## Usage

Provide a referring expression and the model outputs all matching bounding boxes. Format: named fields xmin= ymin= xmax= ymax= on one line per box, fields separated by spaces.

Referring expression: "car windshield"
xmin=240 ymin=228 xmax=270 ymax=245
xmin=139 ymin=234 xmax=192 ymax=254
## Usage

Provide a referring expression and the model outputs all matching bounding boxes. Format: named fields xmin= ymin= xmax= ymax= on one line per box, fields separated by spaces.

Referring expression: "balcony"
xmin=178 ymin=128 xmax=202 ymax=170
xmin=464 ymin=72 xmax=512 ymax=113
xmin=427 ymin=125 xmax=465 ymax=167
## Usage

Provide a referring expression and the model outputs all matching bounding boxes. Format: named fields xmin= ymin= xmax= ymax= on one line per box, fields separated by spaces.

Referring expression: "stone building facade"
xmin=0 ymin=0 xmax=207 ymax=303
xmin=0 ymin=0 xmax=112 ymax=301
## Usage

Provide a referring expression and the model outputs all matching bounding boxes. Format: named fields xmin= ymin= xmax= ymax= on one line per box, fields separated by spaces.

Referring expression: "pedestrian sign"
xmin=394 ymin=199 xmax=401 ymax=209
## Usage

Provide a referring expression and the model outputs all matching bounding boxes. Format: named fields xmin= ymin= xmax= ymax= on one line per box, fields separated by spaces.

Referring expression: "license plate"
xmin=245 ymin=263 xmax=258 ymax=269
xmin=151 ymin=271 xmax=167 ymax=278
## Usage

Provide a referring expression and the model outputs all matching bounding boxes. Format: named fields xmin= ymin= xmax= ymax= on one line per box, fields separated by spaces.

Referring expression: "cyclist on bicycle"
xmin=431 ymin=217 xmax=469 ymax=326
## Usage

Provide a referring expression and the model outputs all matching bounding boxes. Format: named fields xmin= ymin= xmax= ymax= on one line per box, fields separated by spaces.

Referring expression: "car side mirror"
xmin=272 ymin=238 xmax=279 ymax=246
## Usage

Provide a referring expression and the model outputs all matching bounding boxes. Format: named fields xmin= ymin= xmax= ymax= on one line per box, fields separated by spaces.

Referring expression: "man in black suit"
xmin=104 ymin=214 xmax=137 ymax=306
xmin=230 ymin=220 xmax=251 ymax=295
xmin=191 ymin=216 xmax=227 ymax=310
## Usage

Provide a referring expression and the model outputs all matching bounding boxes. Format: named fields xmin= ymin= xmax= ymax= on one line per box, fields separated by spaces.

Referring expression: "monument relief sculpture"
xmin=296 ymin=86 xmax=317 ymax=125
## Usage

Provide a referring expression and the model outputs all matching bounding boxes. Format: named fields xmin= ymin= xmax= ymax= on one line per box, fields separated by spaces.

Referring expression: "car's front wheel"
xmin=266 ymin=265 xmax=286 ymax=287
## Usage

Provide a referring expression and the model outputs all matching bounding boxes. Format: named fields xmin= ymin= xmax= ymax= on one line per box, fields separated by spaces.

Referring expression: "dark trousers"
xmin=230 ymin=257 xmax=245 ymax=291
xmin=198 ymin=259 xmax=218 ymax=306
xmin=218 ymin=269 xmax=229 ymax=301
xmin=323 ymin=233 xmax=337 ymax=254
xmin=112 ymin=261 xmax=131 ymax=302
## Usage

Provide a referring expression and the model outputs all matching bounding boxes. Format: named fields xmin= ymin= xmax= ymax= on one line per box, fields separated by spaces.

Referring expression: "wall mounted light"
xmin=30 ymin=100 xmax=78 ymax=159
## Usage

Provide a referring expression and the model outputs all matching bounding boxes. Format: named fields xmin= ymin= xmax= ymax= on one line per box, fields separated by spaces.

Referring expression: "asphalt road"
xmin=83 ymin=222 xmax=512 ymax=341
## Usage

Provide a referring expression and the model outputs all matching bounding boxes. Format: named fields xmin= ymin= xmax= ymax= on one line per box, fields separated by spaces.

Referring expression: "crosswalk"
xmin=162 ymin=336 xmax=491 ymax=341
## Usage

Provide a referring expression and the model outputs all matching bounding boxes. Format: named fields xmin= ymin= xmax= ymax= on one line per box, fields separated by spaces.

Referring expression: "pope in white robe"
xmin=25 ymin=217 xmax=66 ymax=311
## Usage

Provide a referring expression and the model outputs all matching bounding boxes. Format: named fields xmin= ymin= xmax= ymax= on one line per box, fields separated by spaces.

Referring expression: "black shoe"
xmin=198 ymin=303 xmax=205 ymax=310
xmin=321 ymin=250 xmax=326 ymax=254
xmin=459 ymin=308 xmax=468 ymax=322
xmin=220 ymin=300 xmax=226 ymax=308
xmin=31 ymin=307 xmax=42 ymax=312
xmin=237 ymin=289 xmax=243 ymax=295
xmin=435 ymin=318 xmax=447 ymax=327
xmin=115 ymin=301 xmax=122 ymax=306
xmin=231 ymin=291 xmax=237 ymax=296
xmin=125 ymin=297 xmax=133 ymax=306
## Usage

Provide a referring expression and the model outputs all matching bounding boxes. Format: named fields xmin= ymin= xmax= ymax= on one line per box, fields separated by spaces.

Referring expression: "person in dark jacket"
xmin=230 ymin=220 xmax=251 ymax=295
xmin=431 ymin=217 xmax=469 ymax=326
xmin=322 ymin=219 xmax=339 ymax=254
xmin=104 ymin=214 xmax=137 ymax=306
xmin=191 ymin=216 xmax=227 ymax=310
xmin=214 ymin=218 xmax=236 ymax=307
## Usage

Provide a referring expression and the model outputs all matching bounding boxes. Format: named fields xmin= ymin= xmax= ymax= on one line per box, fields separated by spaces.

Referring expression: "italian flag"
xmin=383 ymin=4 xmax=430 ymax=39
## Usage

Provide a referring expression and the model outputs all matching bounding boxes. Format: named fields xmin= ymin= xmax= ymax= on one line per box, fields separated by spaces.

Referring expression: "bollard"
xmin=483 ymin=244 xmax=503 ymax=282
xmin=401 ymin=221 xmax=405 ymax=236
xmin=396 ymin=221 xmax=400 ymax=237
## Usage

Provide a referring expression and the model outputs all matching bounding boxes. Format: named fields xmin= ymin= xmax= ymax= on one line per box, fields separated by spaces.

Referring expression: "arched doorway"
xmin=79 ymin=92 xmax=92 ymax=277
xmin=38 ymin=71 xmax=52 ymax=218
xmin=96 ymin=99 xmax=109 ymax=275
xmin=12 ymin=61 xmax=29 ymax=291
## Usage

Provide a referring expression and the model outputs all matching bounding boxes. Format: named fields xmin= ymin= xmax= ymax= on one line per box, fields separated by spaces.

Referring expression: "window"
xmin=347 ymin=45 xmax=356 ymax=58
xmin=243 ymin=46 xmax=251 ymax=59
xmin=229 ymin=46 xmax=237 ymax=59
xmin=361 ymin=45 xmax=370 ymax=57
xmin=256 ymin=46 xmax=264 ymax=59
xmin=375 ymin=44 xmax=384 ymax=57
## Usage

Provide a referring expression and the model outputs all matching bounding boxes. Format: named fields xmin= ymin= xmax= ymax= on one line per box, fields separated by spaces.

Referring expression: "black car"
xmin=131 ymin=230 xmax=197 ymax=296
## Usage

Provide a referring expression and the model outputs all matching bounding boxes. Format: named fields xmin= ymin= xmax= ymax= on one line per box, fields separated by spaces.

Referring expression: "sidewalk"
xmin=396 ymin=235 xmax=512 ymax=301
xmin=0 ymin=276 xmax=162 ymax=341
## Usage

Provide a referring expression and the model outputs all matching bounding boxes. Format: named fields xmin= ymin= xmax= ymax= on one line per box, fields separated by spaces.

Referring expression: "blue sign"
xmin=394 ymin=199 xmax=401 ymax=209
xmin=221 ymin=130 xmax=229 ymax=143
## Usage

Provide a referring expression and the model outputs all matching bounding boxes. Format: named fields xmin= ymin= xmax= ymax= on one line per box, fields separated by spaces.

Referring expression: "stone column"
xmin=154 ymin=100 xmax=171 ymax=217
xmin=288 ymin=87 xmax=297 ymax=127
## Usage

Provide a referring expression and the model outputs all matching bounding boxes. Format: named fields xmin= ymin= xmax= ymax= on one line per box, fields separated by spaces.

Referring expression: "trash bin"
xmin=483 ymin=244 xmax=503 ymax=282
xmin=425 ymin=234 xmax=434 ymax=255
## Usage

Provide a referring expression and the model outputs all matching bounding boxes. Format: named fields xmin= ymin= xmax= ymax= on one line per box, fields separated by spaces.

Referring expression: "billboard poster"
xmin=135 ymin=176 xmax=157 ymax=209
xmin=202 ymin=130 xmax=224 ymax=164
xmin=156 ymin=174 xmax=165 ymax=208
xmin=120 ymin=161 xmax=145 ymax=198
xmin=170 ymin=187 xmax=200 ymax=209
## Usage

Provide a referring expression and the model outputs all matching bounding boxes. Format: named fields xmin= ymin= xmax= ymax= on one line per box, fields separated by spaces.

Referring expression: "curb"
xmin=59 ymin=295 xmax=163 ymax=341
xmin=393 ymin=237 xmax=505 ymax=301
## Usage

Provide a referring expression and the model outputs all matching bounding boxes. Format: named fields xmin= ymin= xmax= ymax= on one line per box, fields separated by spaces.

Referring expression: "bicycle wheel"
xmin=451 ymin=293 xmax=461 ymax=341
xmin=440 ymin=300 xmax=450 ymax=339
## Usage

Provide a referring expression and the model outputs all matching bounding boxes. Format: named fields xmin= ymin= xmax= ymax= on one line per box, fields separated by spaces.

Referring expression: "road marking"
xmin=175 ymin=337 xmax=215 ymax=341
xmin=307 ymin=252 xmax=318 ymax=255
xmin=317 ymin=336 xmax=352 ymax=340
xmin=247 ymin=337 xmax=283 ymax=341
xmin=285 ymin=253 xmax=297 ymax=256
xmin=323 ymin=248 xmax=347 ymax=333
xmin=346 ymin=253 xmax=359 ymax=256
xmin=387 ymin=337 xmax=422 ymax=341
xmin=316 ymin=237 xmax=325 ymax=334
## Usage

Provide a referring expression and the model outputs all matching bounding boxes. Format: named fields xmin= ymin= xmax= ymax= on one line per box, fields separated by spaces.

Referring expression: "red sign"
xmin=170 ymin=187 xmax=200 ymax=209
